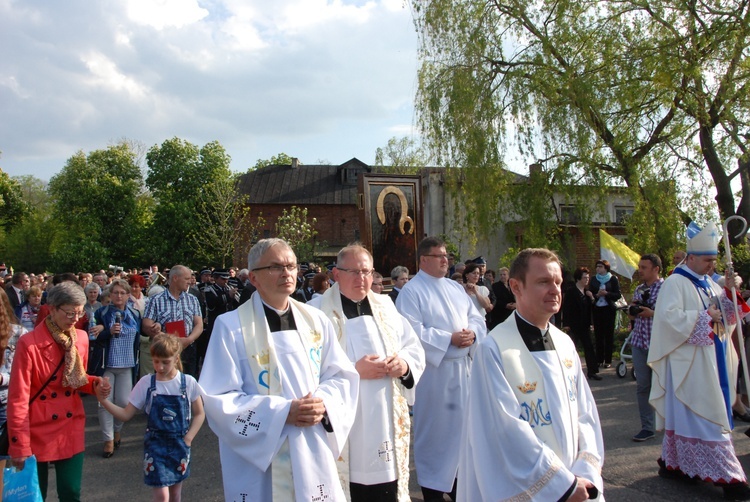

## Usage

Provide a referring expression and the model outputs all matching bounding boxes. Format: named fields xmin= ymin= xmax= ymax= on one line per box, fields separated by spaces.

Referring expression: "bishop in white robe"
xmin=395 ymin=238 xmax=486 ymax=499
xmin=649 ymin=264 xmax=745 ymax=483
xmin=199 ymin=239 xmax=359 ymax=502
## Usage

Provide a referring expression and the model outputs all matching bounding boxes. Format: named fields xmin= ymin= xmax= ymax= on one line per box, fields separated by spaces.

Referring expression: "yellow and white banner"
xmin=599 ymin=229 xmax=640 ymax=279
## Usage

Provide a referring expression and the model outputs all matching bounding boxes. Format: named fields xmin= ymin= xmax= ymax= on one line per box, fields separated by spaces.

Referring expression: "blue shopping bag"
xmin=3 ymin=455 xmax=43 ymax=502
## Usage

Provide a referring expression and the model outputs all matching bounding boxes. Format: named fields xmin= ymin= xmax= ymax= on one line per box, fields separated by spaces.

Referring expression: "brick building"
xmin=235 ymin=158 xmax=635 ymax=281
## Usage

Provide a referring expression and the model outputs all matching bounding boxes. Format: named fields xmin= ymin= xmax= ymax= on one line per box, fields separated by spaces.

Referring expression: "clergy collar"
xmin=261 ymin=299 xmax=290 ymax=316
xmin=678 ymin=263 xmax=708 ymax=281
xmin=340 ymin=294 xmax=373 ymax=319
xmin=262 ymin=302 xmax=296 ymax=332
xmin=514 ymin=312 xmax=555 ymax=352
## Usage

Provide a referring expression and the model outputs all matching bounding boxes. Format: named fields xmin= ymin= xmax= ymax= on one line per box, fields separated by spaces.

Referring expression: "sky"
xmin=0 ymin=0 xmax=420 ymax=182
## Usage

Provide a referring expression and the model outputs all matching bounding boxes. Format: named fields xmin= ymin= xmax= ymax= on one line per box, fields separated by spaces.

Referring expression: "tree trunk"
xmin=699 ymin=125 xmax=743 ymax=244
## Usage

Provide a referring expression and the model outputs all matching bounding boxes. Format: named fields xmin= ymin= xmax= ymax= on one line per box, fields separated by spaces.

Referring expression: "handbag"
xmin=614 ymin=295 xmax=628 ymax=309
xmin=3 ymin=454 xmax=43 ymax=502
xmin=0 ymin=356 xmax=65 ymax=456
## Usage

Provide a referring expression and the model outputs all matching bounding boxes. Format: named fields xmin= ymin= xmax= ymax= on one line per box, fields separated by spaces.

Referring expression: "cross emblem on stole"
xmin=378 ymin=440 xmax=394 ymax=462
xmin=311 ymin=483 xmax=331 ymax=501
xmin=235 ymin=410 xmax=261 ymax=436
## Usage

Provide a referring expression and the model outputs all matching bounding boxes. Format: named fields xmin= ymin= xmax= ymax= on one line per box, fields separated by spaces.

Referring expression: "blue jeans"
xmin=632 ymin=345 xmax=654 ymax=432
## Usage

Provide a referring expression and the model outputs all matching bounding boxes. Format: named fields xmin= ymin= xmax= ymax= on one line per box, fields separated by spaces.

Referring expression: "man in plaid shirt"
xmin=143 ymin=264 xmax=203 ymax=377
xmin=629 ymin=253 xmax=663 ymax=442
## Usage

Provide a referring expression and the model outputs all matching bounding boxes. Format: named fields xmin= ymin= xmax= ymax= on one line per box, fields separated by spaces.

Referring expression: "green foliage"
xmin=47 ymin=142 xmax=145 ymax=267
xmin=0 ymin=212 xmax=60 ymax=273
xmin=146 ymin=138 xmax=233 ymax=267
xmin=188 ymin=176 xmax=264 ymax=268
xmin=375 ymin=137 xmax=429 ymax=174
xmin=0 ymin=168 xmax=31 ymax=229
xmin=50 ymin=239 xmax=110 ymax=273
xmin=275 ymin=206 xmax=319 ymax=263
xmin=250 ymin=153 xmax=294 ymax=172
xmin=411 ymin=0 xmax=749 ymax=254
xmin=728 ymin=243 xmax=750 ymax=284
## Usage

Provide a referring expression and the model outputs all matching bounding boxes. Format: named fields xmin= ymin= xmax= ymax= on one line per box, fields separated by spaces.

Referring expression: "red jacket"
xmin=7 ymin=323 xmax=96 ymax=461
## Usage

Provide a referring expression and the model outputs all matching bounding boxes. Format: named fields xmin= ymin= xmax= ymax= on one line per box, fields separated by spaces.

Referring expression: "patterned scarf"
xmin=45 ymin=316 xmax=89 ymax=389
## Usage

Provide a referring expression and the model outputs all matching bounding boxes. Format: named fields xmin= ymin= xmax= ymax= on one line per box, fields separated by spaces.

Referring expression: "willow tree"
xmin=412 ymin=0 xmax=750 ymax=255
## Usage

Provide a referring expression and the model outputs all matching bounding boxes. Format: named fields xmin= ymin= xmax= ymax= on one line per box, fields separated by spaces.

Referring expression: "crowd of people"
xmin=1 ymin=223 xmax=750 ymax=500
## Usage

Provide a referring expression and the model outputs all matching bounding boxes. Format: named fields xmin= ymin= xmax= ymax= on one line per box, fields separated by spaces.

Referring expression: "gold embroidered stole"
xmin=319 ymin=284 xmax=411 ymax=502
xmin=491 ymin=323 xmax=579 ymax=462
xmin=238 ymin=293 xmax=323 ymax=500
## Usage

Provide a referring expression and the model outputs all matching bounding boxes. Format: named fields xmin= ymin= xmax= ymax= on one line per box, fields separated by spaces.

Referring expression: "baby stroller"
xmin=616 ymin=330 xmax=636 ymax=380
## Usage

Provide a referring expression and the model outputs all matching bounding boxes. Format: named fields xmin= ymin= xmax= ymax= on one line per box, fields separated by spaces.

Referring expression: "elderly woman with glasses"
xmin=88 ymin=279 xmax=141 ymax=458
xmin=7 ymin=282 xmax=106 ymax=501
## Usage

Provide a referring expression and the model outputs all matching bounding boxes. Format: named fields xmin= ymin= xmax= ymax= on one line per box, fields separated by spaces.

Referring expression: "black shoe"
xmin=588 ymin=373 xmax=602 ymax=381
xmin=632 ymin=429 xmax=655 ymax=442
xmin=723 ymin=483 xmax=750 ymax=501
xmin=733 ymin=410 xmax=750 ymax=423
xmin=602 ymin=363 xmax=612 ymax=369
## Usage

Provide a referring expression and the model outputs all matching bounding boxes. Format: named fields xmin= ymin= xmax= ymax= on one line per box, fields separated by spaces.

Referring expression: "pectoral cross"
xmin=235 ymin=410 xmax=261 ymax=436
xmin=378 ymin=440 xmax=394 ymax=462
xmin=311 ymin=483 xmax=331 ymax=501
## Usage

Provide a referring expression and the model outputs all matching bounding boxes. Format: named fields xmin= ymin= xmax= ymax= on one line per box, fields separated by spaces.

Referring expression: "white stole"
xmin=238 ymin=293 xmax=324 ymax=501
xmin=318 ymin=284 xmax=411 ymax=502
xmin=490 ymin=321 xmax=579 ymax=461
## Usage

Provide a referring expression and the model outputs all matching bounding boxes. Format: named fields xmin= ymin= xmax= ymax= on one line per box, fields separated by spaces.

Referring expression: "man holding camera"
xmin=628 ymin=253 xmax=663 ymax=442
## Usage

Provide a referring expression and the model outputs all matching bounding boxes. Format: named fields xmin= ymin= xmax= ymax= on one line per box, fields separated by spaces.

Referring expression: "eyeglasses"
xmin=59 ymin=308 xmax=85 ymax=320
xmin=337 ymin=268 xmax=374 ymax=277
xmin=424 ymin=254 xmax=449 ymax=260
xmin=252 ymin=264 xmax=298 ymax=274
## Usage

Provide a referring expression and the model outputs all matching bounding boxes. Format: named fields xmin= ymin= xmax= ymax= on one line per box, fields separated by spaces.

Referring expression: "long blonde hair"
xmin=0 ymin=289 xmax=16 ymax=366
xmin=150 ymin=334 xmax=184 ymax=372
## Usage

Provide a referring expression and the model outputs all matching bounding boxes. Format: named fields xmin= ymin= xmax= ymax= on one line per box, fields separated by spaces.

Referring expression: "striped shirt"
xmin=630 ymin=278 xmax=664 ymax=350
xmin=143 ymin=289 xmax=201 ymax=337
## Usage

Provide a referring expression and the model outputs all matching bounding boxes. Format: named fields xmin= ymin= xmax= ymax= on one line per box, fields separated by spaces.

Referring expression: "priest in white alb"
xmin=395 ymin=236 xmax=486 ymax=501
xmin=459 ymin=248 xmax=604 ymax=502
xmin=649 ymin=222 xmax=750 ymax=500
xmin=199 ymin=238 xmax=359 ymax=501
xmin=309 ymin=244 xmax=425 ymax=501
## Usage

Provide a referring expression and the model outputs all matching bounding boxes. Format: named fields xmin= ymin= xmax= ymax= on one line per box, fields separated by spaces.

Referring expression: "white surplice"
xmin=458 ymin=316 xmax=604 ymax=501
xmin=648 ymin=268 xmax=745 ymax=482
xmin=395 ymin=270 xmax=487 ymax=492
xmin=311 ymin=284 xmax=425 ymax=501
xmin=199 ymin=293 xmax=359 ymax=501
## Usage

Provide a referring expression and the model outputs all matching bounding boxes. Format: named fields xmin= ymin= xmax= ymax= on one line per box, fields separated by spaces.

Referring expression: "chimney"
xmin=291 ymin=157 xmax=299 ymax=169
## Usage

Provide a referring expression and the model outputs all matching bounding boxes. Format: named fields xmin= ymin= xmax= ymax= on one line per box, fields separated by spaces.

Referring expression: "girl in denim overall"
xmin=96 ymin=334 xmax=205 ymax=502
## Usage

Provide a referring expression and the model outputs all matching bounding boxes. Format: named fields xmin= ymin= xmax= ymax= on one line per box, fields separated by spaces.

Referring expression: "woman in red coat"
xmin=7 ymin=282 xmax=105 ymax=501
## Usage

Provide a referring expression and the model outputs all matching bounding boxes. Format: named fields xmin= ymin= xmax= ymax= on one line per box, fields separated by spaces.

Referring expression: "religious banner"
xmin=358 ymin=174 xmax=422 ymax=276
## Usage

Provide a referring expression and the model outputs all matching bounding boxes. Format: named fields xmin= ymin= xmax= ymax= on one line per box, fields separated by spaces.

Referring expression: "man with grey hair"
xmin=200 ymin=238 xmax=358 ymax=501
xmin=388 ymin=266 xmax=410 ymax=303
xmin=143 ymin=264 xmax=203 ymax=377
xmin=310 ymin=244 xmax=424 ymax=501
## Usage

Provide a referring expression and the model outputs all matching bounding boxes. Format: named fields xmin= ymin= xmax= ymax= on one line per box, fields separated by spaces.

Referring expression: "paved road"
xmin=40 ymin=363 xmax=750 ymax=501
